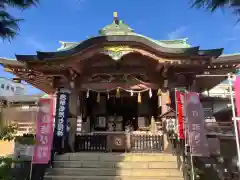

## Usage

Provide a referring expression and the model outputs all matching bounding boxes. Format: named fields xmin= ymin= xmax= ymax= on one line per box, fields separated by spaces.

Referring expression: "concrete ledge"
xmin=54 ymin=153 xmax=177 ymax=162
xmin=53 ymin=161 xmax=178 ymax=169
xmin=44 ymin=175 xmax=184 ymax=180
xmin=46 ymin=168 xmax=182 ymax=177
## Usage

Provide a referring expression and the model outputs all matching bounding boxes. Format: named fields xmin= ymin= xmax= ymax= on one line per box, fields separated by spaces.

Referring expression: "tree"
xmin=0 ymin=124 xmax=18 ymax=141
xmin=0 ymin=124 xmax=18 ymax=180
xmin=0 ymin=124 xmax=35 ymax=180
xmin=0 ymin=0 xmax=39 ymax=40
xmin=191 ymin=0 xmax=240 ymax=14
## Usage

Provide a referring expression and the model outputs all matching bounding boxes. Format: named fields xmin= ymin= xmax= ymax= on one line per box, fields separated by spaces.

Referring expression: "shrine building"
xmin=0 ymin=12 xmax=239 ymax=153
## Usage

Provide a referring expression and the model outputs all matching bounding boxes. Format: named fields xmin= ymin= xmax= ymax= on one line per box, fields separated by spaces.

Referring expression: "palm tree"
xmin=0 ymin=0 xmax=39 ymax=40
xmin=191 ymin=0 xmax=240 ymax=14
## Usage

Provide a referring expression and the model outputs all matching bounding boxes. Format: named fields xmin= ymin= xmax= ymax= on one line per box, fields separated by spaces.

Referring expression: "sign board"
xmin=185 ymin=92 xmax=209 ymax=157
xmin=53 ymin=89 xmax=70 ymax=151
xmin=32 ymin=98 xmax=54 ymax=164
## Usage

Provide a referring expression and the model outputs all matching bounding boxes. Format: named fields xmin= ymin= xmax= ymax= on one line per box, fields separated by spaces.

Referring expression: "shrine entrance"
xmin=0 ymin=12 xmax=235 ymax=154
xmin=74 ymin=88 xmax=164 ymax=153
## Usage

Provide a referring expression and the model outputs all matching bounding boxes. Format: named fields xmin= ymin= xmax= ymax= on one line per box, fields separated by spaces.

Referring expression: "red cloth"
xmin=176 ymin=90 xmax=185 ymax=139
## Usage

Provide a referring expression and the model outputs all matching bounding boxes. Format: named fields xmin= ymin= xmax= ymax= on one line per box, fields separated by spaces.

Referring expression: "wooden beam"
xmin=59 ymin=46 xmax=191 ymax=66
xmin=0 ymin=58 xmax=24 ymax=67
xmin=81 ymin=66 xmax=156 ymax=75
xmin=80 ymin=82 xmax=159 ymax=91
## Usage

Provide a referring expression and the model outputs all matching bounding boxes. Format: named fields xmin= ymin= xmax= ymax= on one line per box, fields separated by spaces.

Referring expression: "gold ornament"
xmin=138 ymin=92 xmax=142 ymax=103
xmin=157 ymin=89 xmax=162 ymax=96
xmin=116 ymin=88 xmax=120 ymax=98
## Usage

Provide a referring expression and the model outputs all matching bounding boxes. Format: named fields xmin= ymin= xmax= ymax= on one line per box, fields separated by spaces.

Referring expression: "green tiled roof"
xmin=14 ymin=14 xmax=223 ymax=61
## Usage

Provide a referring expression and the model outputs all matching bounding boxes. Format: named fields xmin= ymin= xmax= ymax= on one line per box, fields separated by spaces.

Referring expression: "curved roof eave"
xmin=15 ymin=35 xmax=223 ymax=61
xmin=0 ymin=57 xmax=24 ymax=67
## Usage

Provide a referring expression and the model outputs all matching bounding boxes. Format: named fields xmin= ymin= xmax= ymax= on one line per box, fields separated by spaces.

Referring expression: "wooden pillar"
xmin=161 ymin=64 xmax=171 ymax=151
xmin=161 ymin=88 xmax=170 ymax=151
xmin=191 ymin=78 xmax=197 ymax=92
xmin=68 ymin=90 xmax=79 ymax=152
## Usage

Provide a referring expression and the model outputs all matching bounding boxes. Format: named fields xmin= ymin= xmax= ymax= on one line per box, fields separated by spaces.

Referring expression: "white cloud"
xmin=168 ymin=26 xmax=187 ymax=40
xmin=224 ymin=37 xmax=239 ymax=41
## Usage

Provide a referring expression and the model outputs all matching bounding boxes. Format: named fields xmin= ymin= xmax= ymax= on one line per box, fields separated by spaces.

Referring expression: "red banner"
xmin=234 ymin=75 xmax=240 ymax=132
xmin=32 ymin=98 xmax=54 ymax=164
xmin=176 ymin=90 xmax=185 ymax=139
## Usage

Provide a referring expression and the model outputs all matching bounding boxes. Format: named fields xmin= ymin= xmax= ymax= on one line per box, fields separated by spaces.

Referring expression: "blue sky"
xmin=0 ymin=0 xmax=239 ymax=94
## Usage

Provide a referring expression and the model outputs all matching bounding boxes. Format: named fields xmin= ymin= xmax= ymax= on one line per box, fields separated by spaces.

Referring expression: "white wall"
xmin=0 ymin=78 xmax=27 ymax=96
xmin=202 ymin=83 xmax=232 ymax=98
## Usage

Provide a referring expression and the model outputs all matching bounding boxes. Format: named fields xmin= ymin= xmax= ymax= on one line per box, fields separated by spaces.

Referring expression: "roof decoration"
xmin=99 ymin=12 xmax=134 ymax=36
xmin=1 ymin=12 xmax=238 ymax=94
xmin=57 ymin=38 xmax=191 ymax=51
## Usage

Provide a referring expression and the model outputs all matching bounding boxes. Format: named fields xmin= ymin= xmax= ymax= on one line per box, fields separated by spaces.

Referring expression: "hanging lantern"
xmin=157 ymin=89 xmax=162 ymax=107
xmin=138 ymin=92 xmax=142 ymax=103
xmin=149 ymin=88 xmax=152 ymax=98
xmin=86 ymin=89 xmax=90 ymax=98
xmin=157 ymin=89 xmax=161 ymax=96
xmin=158 ymin=95 xmax=162 ymax=107
xmin=28 ymin=73 xmax=36 ymax=80
xmin=130 ymin=90 xmax=134 ymax=96
xmin=116 ymin=88 xmax=120 ymax=98
xmin=166 ymin=95 xmax=171 ymax=105
xmin=97 ymin=93 xmax=100 ymax=103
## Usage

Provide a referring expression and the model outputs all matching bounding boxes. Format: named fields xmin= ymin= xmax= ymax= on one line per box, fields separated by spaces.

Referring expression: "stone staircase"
xmin=44 ymin=153 xmax=184 ymax=180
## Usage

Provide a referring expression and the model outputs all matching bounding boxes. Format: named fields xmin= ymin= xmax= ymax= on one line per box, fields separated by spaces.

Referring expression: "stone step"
xmin=53 ymin=160 xmax=179 ymax=169
xmin=44 ymin=175 xmax=184 ymax=180
xmin=45 ymin=168 xmax=183 ymax=177
xmin=54 ymin=153 xmax=177 ymax=162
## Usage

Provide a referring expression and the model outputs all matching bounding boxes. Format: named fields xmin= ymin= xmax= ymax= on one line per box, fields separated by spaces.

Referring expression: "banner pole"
xmin=187 ymin=124 xmax=195 ymax=180
xmin=175 ymin=88 xmax=179 ymax=141
xmin=29 ymin=99 xmax=40 ymax=180
xmin=190 ymin=153 xmax=195 ymax=180
xmin=228 ymin=73 xmax=240 ymax=167
xmin=29 ymin=149 xmax=34 ymax=180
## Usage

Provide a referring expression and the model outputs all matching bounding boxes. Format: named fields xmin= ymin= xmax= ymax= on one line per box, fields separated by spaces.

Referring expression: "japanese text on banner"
xmin=32 ymin=98 xmax=54 ymax=164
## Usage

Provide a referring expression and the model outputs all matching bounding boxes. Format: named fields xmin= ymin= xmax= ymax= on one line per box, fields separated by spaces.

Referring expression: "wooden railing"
xmin=74 ymin=133 xmax=164 ymax=153
xmin=130 ymin=134 xmax=164 ymax=152
xmin=75 ymin=134 xmax=108 ymax=152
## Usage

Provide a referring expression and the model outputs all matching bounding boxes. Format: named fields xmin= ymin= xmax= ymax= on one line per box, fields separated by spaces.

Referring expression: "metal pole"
xmin=195 ymin=74 xmax=228 ymax=77
xmin=188 ymin=84 xmax=195 ymax=180
xmin=175 ymin=88 xmax=179 ymax=141
xmin=187 ymin=124 xmax=195 ymax=180
xmin=228 ymin=73 xmax=240 ymax=169
xmin=190 ymin=154 xmax=195 ymax=180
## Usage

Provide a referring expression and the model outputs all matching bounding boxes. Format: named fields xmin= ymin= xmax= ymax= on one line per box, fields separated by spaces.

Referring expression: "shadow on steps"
xmin=43 ymin=152 xmax=184 ymax=180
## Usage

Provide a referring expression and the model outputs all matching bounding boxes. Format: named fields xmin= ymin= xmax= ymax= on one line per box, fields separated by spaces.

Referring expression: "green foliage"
xmin=0 ymin=0 xmax=39 ymax=9
xmin=0 ymin=0 xmax=39 ymax=40
xmin=0 ymin=125 xmax=34 ymax=180
xmin=190 ymin=0 xmax=240 ymax=16
xmin=0 ymin=157 xmax=14 ymax=180
xmin=0 ymin=124 xmax=18 ymax=141
xmin=15 ymin=134 xmax=35 ymax=145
